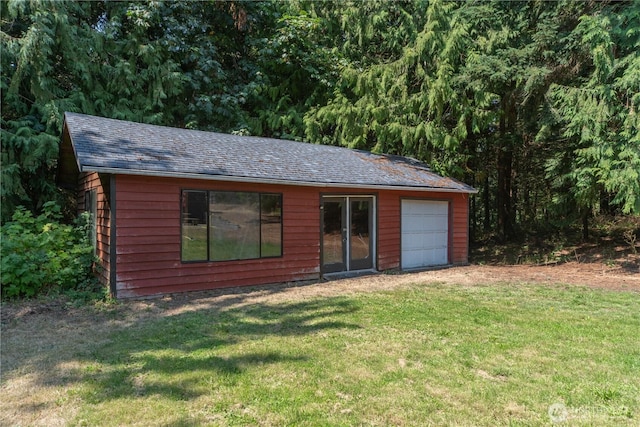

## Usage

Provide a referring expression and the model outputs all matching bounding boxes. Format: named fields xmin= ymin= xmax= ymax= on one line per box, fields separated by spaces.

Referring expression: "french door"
xmin=321 ymin=196 xmax=374 ymax=273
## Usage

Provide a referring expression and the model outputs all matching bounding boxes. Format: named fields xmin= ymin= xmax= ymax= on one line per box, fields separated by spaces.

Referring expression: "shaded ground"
xmin=1 ymin=252 xmax=639 ymax=426
xmin=2 ymin=251 xmax=639 ymax=327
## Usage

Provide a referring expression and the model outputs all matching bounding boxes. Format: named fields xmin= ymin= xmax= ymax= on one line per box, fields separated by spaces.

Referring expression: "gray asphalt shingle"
xmin=63 ymin=112 xmax=475 ymax=193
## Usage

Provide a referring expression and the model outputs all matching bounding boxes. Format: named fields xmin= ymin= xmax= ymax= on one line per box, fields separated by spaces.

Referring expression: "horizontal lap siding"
xmin=115 ymin=175 xmax=320 ymax=298
xmin=113 ymin=175 xmax=470 ymax=297
xmin=376 ymin=190 xmax=470 ymax=269
xmin=451 ymin=193 xmax=470 ymax=263
xmin=78 ymin=172 xmax=111 ymax=285
xmin=377 ymin=192 xmax=400 ymax=270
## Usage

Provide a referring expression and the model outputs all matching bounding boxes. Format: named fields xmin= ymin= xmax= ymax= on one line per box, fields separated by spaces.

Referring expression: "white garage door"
xmin=401 ymin=200 xmax=449 ymax=269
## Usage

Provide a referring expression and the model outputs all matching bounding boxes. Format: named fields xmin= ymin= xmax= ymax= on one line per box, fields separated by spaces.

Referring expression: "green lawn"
xmin=3 ymin=282 xmax=639 ymax=426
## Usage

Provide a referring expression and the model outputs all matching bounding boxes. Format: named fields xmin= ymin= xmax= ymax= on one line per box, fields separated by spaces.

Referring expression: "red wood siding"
xmin=377 ymin=191 xmax=401 ymax=270
xmin=451 ymin=193 xmax=470 ymax=263
xmin=114 ymin=175 xmax=321 ymax=298
xmin=110 ymin=175 xmax=470 ymax=298
xmin=378 ymin=190 xmax=469 ymax=270
xmin=78 ymin=172 xmax=111 ymax=285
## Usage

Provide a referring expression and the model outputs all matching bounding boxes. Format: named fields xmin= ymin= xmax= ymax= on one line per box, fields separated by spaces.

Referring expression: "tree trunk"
xmin=483 ymin=174 xmax=491 ymax=233
xmin=497 ymin=145 xmax=513 ymax=241
xmin=582 ymin=210 xmax=589 ymax=240
xmin=496 ymin=93 xmax=516 ymax=241
xmin=471 ymin=193 xmax=477 ymax=242
xmin=511 ymin=162 xmax=518 ymax=229
xmin=464 ymin=123 xmax=477 ymax=242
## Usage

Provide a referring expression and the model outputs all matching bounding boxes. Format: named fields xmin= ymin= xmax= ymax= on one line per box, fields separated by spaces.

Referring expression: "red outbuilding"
xmin=58 ymin=113 xmax=476 ymax=298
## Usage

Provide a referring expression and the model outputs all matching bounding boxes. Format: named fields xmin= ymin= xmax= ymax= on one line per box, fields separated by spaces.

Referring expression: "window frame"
xmin=259 ymin=193 xmax=284 ymax=259
xmin=180 ymin=189 xmax=283 ymax=263
xmin=180 ymin=190 xmax=209 ymax=262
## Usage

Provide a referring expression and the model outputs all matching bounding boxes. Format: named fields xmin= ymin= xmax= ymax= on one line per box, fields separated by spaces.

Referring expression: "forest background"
xmin=2 ymin=0 xmax=639 ymax=249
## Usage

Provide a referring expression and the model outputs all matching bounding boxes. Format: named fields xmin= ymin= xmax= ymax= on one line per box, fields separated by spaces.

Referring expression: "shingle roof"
xmin=63 ymin=112 xmax=476 ymax=193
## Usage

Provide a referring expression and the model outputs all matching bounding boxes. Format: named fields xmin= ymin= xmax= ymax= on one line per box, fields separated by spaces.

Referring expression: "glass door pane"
xmin=322 ymin=199 xmax=346 ymax=272
xmin=350 ymin=198 xmax=372 ymax=270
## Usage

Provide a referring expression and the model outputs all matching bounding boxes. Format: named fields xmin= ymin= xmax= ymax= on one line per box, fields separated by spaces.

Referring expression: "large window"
xmin=181 ymin=190 xmax=282 ymax=262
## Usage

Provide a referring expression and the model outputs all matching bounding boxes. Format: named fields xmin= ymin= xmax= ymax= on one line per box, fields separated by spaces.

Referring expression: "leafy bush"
xmin=1 ymin=202 xmax=99 ymax=299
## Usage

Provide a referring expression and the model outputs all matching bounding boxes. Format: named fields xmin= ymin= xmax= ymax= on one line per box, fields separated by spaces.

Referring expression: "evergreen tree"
xmin=1 ymin=0 xmax=637 ymax=238
xmin=547 ymin=1 xmax=640 ymax=221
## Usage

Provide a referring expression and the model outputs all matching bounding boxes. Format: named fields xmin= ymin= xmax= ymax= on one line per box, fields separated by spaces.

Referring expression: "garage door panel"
xmin=402 ymin=222 xmax=446 ymax=233
xmin=425 ymin=247 xmax=445 ymax=264
xmin=403 ymin=201 xmax=447 ymax=215
xmin=402 ymin=232 xmax=447 ymax=249
xmin=401 ymin=200 xmax=449 ymax=269
xmin=402 ymin=250 xmax=423 ymax=268
xmin=404 ymin=248 xmax=443 ymax=267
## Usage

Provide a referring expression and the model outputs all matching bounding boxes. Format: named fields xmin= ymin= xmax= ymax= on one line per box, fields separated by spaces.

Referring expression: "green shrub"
xmin=1 ymin=202 xmax=99 ymax=299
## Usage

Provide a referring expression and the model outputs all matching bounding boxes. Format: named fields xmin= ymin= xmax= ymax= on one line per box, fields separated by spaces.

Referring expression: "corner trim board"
xmin=109 ymin=174 xmax=117 ymax=297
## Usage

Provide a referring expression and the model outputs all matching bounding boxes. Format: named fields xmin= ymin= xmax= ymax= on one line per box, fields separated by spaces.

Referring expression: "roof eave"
xmin=82 ymin=166 xmax=478 ymax=194
xmin=63 ymin=114 xmax=85 ymax=173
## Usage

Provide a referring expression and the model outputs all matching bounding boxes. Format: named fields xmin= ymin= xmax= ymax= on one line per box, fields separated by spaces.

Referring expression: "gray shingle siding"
xmin=63 ymin=112 xmax=476 ymax=193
